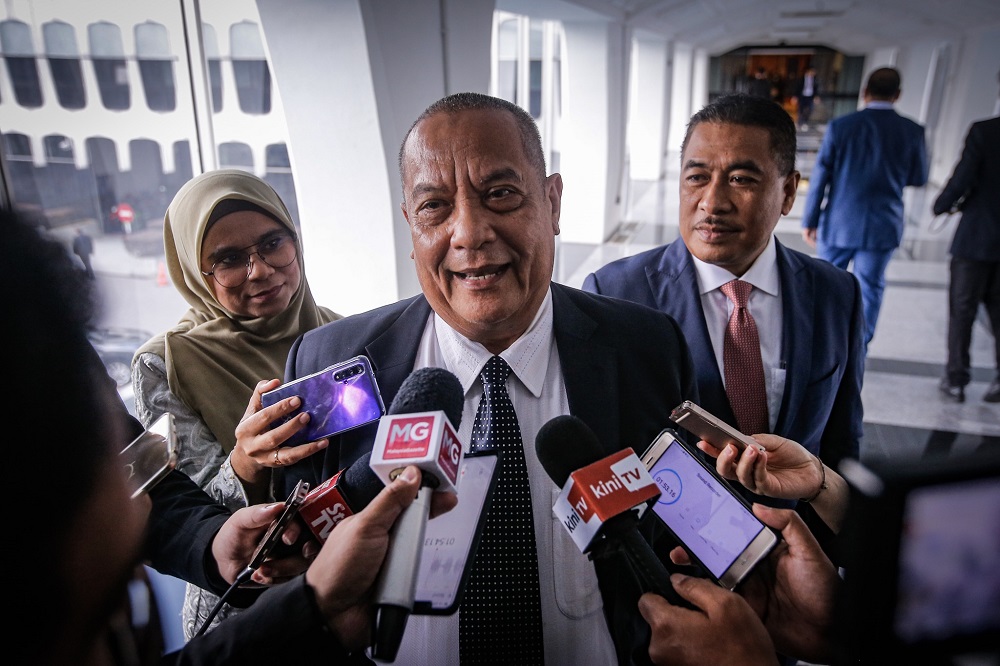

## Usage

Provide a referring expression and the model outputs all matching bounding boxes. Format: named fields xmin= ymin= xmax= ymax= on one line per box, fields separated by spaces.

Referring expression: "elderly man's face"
xmin=400 ymin=108 xmax=562 ymax=354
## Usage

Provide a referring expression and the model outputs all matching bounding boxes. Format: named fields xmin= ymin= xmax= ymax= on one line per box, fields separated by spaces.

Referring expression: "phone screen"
xmin=641 ymin=429 xmax=776 ymax=588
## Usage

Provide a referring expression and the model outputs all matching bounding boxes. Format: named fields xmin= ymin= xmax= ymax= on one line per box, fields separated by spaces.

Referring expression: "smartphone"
xmin=639 ymin=428 xmax=778 ymax=589
xmin=261 ymin=355 xmax=385 ymax=447
xmin=670 ymin=400 xmax=759 ymax=452
xmin=246 ymin=479 xmax=311 ymax=572
xmin=413 ymin=450 xmax=501 ymax=614
xmin=121 ymin=412 xmax=178 ymax=499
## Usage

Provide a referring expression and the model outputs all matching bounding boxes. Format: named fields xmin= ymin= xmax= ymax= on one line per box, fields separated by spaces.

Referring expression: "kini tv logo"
xmin=563 ymin=451 xmax=658 ymax=532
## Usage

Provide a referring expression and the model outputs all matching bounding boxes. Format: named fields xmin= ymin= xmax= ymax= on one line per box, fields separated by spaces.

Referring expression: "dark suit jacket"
xmin=582 ymin=239 xmax=864 ymax=481
xmin=933 ymin=116 xmax=1000 ymax=262
xmin=280 ymin=282 xmax=699 ymax=665
xmin=802 ymin=106 xmax=928 ymax=250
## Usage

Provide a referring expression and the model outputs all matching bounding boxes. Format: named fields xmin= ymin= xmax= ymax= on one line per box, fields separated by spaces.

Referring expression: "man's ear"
xmin=546 ymin=173 xmax=563 ymax=236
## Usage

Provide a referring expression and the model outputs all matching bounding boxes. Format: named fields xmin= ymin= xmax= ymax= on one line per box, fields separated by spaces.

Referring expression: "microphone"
xmin=368 ymin=366 xmax=465 ymax=662
xmin=535 ymin=415 xmax=692 ymax=608
xmin=297 ymin=451 xmax=384 ymax=543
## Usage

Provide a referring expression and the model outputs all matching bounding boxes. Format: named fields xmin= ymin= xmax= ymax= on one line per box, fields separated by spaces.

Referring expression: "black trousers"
xmin=946 ymin=256 xmax=1000 ymax=386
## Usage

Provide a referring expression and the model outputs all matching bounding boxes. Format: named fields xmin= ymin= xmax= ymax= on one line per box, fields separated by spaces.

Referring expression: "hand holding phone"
xmin=260 ymin=355 xmax=385 ymax=447
xmin=243 ymin=479 xmax=310 ymax=577
xmin=640 ymin=429 xmax=778 ymax=590
xmin=121 ymin=412 xmax=178 ymax=499
xmin=670 ymin=400 xmax=759 ymax=452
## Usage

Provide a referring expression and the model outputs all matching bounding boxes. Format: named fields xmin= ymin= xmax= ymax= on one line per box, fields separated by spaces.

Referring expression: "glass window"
xmin=218 ymin=141 xmax=254 ymax=170
xmin=85 ymin=136 xmax=123 ymax=233
xmin=1 ymin=19 xmax=43 ymax=107
xmin=2 ymin=132 xmax=45 ymax=224
xmin=496 ymin=18 xmax=518 ymax=103
xmin=202 ymin=23 xmax=223 ymax=112
xmin=229 ymin=21 xmax=270 ymax=114
xmin=135 ymin=21 xmax=176 ymax=112
xmin=88 ymin=21 xmax=130 ymax=110
xmin=264 ymin=143 xmax=299 ymax=227
xmin=43 ymin=20 xmax=85 ymax=109
xmin=529 ymin=21 xmax=543 ymax=118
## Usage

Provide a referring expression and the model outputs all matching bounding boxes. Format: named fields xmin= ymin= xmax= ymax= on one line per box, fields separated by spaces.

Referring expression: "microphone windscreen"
xmin=341 ymin=451 xmax=383 ymax=509
xmin=535 ymin=415 xmax=604 ymax=487
xmin=387 ymin=366 xmax=464 ymax=429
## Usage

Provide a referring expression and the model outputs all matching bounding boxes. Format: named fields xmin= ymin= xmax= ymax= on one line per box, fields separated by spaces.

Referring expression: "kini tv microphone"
xmin=298 ymin=451 xmax=384 ymax=543
xmin=368 ymin=366 xmax=465 ymax=662
xmin=535 ymin=415 xmax=690 ymax=608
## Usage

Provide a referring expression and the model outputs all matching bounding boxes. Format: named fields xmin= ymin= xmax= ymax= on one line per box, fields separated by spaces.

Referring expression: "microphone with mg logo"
xmin=368 ymin=366 xmax=464 ymax=661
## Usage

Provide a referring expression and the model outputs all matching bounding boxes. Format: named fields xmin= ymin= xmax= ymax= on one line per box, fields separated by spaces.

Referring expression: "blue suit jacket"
xmin=279 ymin=282 xmax=699 ymax=665
xmin=802 ymin=106 xmax=928 ymax=250
xmin=582 ymin=239 xmax=864 ymax=478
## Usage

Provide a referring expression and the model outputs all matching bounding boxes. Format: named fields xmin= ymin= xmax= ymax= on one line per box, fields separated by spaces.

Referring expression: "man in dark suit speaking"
xmin=583 ymin=93 xmax=864 ymax=529
xmin=280 ymin=92 xmax=698 ymax=665
xmin=933 ymin=71 xmax=1000 ymax=404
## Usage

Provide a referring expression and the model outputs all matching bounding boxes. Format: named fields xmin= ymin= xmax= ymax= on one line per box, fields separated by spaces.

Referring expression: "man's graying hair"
xmin=398 ymin=92 xmax=547 ymax=184
xmin=681 ymin=93 xmax=798 ymax=176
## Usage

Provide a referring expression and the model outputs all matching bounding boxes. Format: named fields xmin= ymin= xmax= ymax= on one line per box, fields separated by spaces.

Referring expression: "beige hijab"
xmin=135 ymin=169 xmax=339 ymax=453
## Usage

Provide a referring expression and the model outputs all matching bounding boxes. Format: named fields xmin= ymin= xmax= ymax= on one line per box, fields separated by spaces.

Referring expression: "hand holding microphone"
xmin=367 ymin=367 xmax=465 ymax=662
xmin=535 ymin=415 xmax=693 ymax=609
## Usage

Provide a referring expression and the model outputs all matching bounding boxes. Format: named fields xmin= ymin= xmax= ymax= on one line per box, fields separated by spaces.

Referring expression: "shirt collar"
xmin=433 ymin=287 xmax=553 ymax=399
xmin=866 ymin=101 xmax=895 ymax=110
xmin=689 ymin=234 xmax=779 ymax=296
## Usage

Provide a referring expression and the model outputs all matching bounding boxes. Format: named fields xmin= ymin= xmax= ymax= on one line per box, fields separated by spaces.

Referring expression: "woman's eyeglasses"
xmin=202 ymin=234 xmax=297 ymax=288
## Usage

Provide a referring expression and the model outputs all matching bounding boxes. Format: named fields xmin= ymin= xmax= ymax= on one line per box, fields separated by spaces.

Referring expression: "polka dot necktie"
xmin=720 ymin=279 xmax=770 ymax=436
xmin=459 ymin=356 xmax=545 ymax=665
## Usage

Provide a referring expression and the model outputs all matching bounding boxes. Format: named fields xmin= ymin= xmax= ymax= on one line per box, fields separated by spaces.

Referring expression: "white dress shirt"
xmin=690 ymin=235 xmax=786 ymax=430
xmin=387 ymin=287 xmax=618 ymax=665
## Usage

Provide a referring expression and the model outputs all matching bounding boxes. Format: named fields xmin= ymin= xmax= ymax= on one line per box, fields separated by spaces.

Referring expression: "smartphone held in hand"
xmin=121 ymin=412 xmax=178 ymax=499
xmin=640 ymin=428 xmax=778 ymax=589
xmin=670 ymin=400 xmax=759 ymax=451
xmin=261 ymin=355 xmax=385 ymax=447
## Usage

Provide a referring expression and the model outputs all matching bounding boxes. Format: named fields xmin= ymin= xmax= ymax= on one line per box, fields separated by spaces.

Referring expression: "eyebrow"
xmin=408 ymin=166 xmax=524 ymax=199
xmin=682 ymin=158 xmax=764 ymax=174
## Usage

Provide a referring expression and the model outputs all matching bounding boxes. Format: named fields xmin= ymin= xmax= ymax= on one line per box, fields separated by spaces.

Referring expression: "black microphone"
xmin=297 ymin=451 xmax=384 ymax=543
xmin=535 ymin=415 xmax=692 ymax=608
xmin=369 ymin=367 xmax=465 ymax=662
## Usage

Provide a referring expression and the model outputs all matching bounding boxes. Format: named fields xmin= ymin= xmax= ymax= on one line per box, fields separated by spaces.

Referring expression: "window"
xmin=88 ymin=21 xmax=130 ymax=110
xmin=135 ymin=21 xmax=176 ymax=112
xmin=43 ymin=20 xmax=85 ymax=109
xmin=202 ymin=23 xmax=224 ymax=112
xmin=496 ymin=18 xmax=518 ymax=103
xmin=219 ymin=141 xmax=254 ymax=170
xmin=230 ymin=21 xmax=270 ymax=114
xmin=1 ymin=19 xmax=43 ymax=107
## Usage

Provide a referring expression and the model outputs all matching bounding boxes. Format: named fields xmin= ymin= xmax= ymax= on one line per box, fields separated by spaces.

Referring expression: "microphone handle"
xmin=601 ymin=512 xmax=696 ymax=609
xmin=370 ymin=485 xmax=433 ymax=661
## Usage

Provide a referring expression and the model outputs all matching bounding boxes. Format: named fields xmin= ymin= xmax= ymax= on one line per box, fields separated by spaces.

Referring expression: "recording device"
xmin=535 ymin=415 xmax=691 ymax=608
xmin=835 ymin=450 xmax=1000 ymax=663
xmin=243 ymin=478 xmax=311 ymax=576
xmin=670 ymin=400 xmax=759 ymax=452
xmin=298 ymin=451 xmax=384 ymax=543
xmin=121 ymin=412 xmax=178 ymax=499
xmin=369 ymin=367 xmax=465 ymax=662
xmin=260 ymin=355 xmax=385 ymax=447
xmin=639 ymin=428 xmax=779 ymax=589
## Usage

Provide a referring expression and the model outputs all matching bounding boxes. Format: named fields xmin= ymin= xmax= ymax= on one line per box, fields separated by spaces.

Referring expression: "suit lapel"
xmin=551 ymin=285 xmax=621 ymax=455
xmin=774 ymin=242 xmax=812 ymax=432
xmin=363 ymin=296 xmax=432 ymax=405
xmin=648 ymin=242 xmax=730 ymax=418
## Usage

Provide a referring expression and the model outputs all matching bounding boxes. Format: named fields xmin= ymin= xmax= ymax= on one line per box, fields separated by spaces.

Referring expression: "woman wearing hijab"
xmin=132 ymin=169 xmax=340 ymax=639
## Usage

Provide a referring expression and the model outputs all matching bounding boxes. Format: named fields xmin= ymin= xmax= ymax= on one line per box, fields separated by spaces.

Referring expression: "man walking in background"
xmin=792 ymin=66 xmax=820 ymax=130
xmin=72 ymin=227 xmax=95 ymax=279
xmin=932 ymin=71 xmax=1000 ymax=404
xmin=801 ymin=67 xmax=928 ymax=348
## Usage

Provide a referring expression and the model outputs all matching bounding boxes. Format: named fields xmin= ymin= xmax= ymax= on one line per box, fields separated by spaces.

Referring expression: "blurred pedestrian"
xmin=932 ymin=71 xmax=1000 ymax=404
xmin=801 ymin=67 xmax=929 ymax=349
xmin=72 ymin=227 xmax=95 ymax=279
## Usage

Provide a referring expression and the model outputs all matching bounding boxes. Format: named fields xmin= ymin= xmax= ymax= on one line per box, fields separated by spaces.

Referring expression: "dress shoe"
xmin=985 ymin=379 xmax=1000 ymax=403
xmin=938 ymin=378 xmax=965 ymax=403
